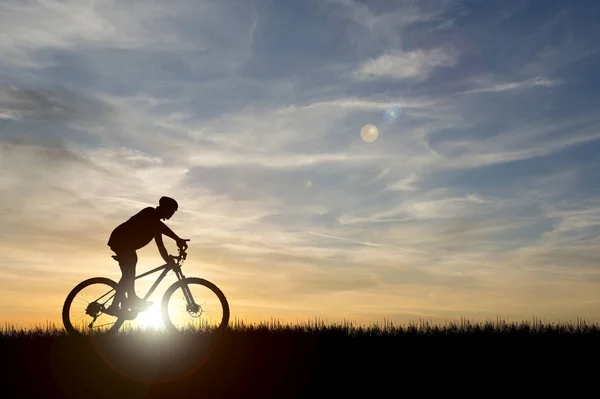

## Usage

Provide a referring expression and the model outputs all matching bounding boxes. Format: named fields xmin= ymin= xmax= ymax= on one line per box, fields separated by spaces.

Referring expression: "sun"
xmin=136 ymin=302 xmax=165 ymax=330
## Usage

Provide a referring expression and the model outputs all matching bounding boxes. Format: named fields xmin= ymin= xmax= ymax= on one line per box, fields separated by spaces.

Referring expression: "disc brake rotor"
xmin=186 ymin=303 xmax=201 ymax=317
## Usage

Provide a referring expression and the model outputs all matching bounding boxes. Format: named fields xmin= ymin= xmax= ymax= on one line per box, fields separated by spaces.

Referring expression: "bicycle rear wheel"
xmin=161 ymin=277 xmax=229 ymax=333
xmin=62 ymin=277 xmax=125 ymax=335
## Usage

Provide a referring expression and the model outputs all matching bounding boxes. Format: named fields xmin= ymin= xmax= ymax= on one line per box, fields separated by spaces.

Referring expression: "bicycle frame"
xmin=101 ymin=253 xmax=197 ymax=313
xmin=134 ymin=262 xmax=184 ymax=302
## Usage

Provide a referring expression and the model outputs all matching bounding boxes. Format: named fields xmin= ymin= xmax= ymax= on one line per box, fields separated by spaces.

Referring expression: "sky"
xmin=1 ymin=0 xmax=600 ymax=328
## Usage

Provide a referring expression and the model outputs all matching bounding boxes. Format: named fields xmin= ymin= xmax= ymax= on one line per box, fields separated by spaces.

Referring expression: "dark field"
xmin=2 ymin=319 xmax=599 ymax=397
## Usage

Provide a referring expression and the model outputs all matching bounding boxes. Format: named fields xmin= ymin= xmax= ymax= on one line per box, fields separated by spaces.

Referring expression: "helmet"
xmin=159 ymin=196 xmax=178 ymax=211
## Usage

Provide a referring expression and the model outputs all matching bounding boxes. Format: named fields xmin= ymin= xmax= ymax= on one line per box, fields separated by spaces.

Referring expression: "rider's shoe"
xmin=128 ymin=297 xmax=153 ymax=310
xmin=104 ymin=304 xmax=121 ymax=316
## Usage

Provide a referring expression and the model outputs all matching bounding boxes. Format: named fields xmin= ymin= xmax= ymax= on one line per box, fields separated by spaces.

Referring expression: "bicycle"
xmin=62 ymin=246 xmax=230 ymax=335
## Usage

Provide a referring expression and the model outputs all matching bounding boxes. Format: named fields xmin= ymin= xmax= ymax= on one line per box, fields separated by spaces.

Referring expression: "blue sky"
xmin=1 ymin=0 xmax=600 ymax=326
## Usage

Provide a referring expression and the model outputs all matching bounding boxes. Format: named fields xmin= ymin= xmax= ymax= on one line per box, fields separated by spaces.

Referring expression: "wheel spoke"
xmin=163 ymin=278 xmax=229 ymax=334
xmin=75 ymin=297 xmax=89 ymax=305
xmin=63 ymin=277 xmax=123 ymax=335
xmin=91 ymin=321 xmax=117 ymax=329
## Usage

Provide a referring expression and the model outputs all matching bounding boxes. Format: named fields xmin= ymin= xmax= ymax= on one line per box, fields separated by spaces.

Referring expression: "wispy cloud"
xmin=308 ymin=231 xmax=381 ymax=247
xmin=385 ymin=174 xmax=420 ymax=191
xmin=353 ymin=48 xmax=459 ymax=81
xmin=0 ymin=109 xmax=22 ymax=120
xmin=456 ymin=77 xmax=562 ymax=95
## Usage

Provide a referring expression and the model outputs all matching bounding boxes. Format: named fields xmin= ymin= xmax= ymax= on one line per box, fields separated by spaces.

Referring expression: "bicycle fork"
xmin=174 ymin=267 xmax=200 ymax=313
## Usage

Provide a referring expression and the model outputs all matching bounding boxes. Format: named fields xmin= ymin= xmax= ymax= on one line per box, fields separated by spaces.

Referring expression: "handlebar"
xmin=169 ymin=246 xmax=188 ymax=264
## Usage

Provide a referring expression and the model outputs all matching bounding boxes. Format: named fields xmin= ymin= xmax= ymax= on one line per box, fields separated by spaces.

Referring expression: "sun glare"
xmin=136 ymin=303 xmax=165 ymax=330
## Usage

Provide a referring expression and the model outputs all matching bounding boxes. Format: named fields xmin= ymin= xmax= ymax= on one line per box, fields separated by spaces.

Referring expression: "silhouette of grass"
xmin=2 ymin=317 xmax=600 ymax=338
xmin=226 ymin=317 xmax=600 ymax=336
xmin=1 ymin=317 xmax=596 ymax=396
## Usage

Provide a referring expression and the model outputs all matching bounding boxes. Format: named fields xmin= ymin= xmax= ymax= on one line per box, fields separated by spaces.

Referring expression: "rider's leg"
xmin=119 ymin=251 xmax=138 ymax=305
xmin=109 ymin=251 xmax=136 ymax=312
xmin=113 ymin=279 xmax=126 ymax=309
xmin=118 ymin=251 xmax=152 ymax=309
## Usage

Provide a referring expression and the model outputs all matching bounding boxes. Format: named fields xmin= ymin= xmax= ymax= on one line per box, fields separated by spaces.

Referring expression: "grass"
xmin=1 ymin=317 xmax=597 ymax=396
xmin=3 ymin=317 xmax=600 ymax=338
xmin=227 ymin=317 xmax=600 ymax=336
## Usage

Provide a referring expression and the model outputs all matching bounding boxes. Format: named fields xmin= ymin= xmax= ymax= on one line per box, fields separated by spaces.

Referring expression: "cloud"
xmin=0 ymin=109 xmax=22 ymax=120
xmin=0 ymin=85 xmax=116 ymax=122
xmin=352 ymin=48 xmax=459 ymax=81
xmin=188 ymin=151 xmax=377 ymax=169
xmin=456 ymin=76 xmax=562 ymax=95
xmin=437 ymin=116 xmax=600 ymax=170
xmin=385 ymin=174 xmax=420 ymax=191
xmin=0 ymin=0 xmax=207 ymax=68
xmin=323 ymin=0 xmax=457 ymax=50
xmin=337 ymin=190 xmax=496 ymax=225
xmin=308 ymin=231 xmax=381 ymax=247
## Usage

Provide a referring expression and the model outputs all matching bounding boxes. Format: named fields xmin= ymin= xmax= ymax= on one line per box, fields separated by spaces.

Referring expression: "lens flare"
xmin=382 ymin=107 xmax=402 ymax=123
xmin=360 ymin=124 xmax=379 ymax=142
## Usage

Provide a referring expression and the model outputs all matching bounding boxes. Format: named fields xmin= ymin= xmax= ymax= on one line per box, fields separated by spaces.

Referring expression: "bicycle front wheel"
xmin=161 ymin=277 xmax=229 ymax=333
xmin=62 ymin=277 xmax=125 ymax=335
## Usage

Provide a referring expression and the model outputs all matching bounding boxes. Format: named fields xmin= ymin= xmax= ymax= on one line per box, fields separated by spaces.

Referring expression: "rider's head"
xmin=157 ymin=196 xmax=178 ymax=220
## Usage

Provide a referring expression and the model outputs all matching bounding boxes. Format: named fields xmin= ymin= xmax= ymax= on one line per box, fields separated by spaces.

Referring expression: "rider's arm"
xmin=154 ymin=232 xmax=171 ymax=263
xmin=157 ymin=220 xmax=189 ymax=250
xmin=158 ymin=221 xmax=180 ymax=242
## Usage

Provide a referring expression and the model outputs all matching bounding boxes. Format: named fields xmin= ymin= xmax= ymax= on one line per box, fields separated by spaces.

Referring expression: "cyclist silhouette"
xmin=106 ymin=196 xmax=189 ymax=314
